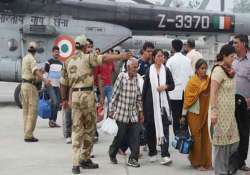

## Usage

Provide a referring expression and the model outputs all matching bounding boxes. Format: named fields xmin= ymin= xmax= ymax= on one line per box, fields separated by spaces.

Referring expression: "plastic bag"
xmin=100 ymin=118 xmax=118 ymax=136
xmin=38 ymin=92 xmax=51 ymax=119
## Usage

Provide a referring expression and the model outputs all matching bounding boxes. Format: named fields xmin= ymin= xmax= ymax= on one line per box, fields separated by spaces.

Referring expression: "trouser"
xmin=230 ymin=94 xmax=250 ymax=171
xmin=62 ymin=108 xmax=72 ymax=138
xmin=214 ymin=142 xmax=239 ymax=175
xmin=104 ymin=86 xmax=112 ymax=104
xmin=47 ymin=86 xmax=61 ymax=122
xmin=72 ymin=105 xmax=96 ymax=166
xmin=145 ymin=116 xmax=170 ymax=157
xmin=170 ymin=99 xmax=183 ymax=136
xmin=104 ymin=85 xmax=112 ymax=113
xmin=109 ymin=121 xmax=140 ymax=160
xmin=119 ymin=124 xmax=145 ymax=152
xmin=21 ymin=83 xmax=38 ymax=139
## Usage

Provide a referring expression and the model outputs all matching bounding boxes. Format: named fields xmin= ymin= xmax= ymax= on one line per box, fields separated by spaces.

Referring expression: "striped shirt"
xmin=109 ymin=72 xmax=142 ymax=123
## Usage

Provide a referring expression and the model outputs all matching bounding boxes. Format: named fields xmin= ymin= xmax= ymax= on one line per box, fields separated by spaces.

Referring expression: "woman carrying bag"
xmin=142 ymin=49 xmax=175 ymax=165
xmin=181 ymin=59 xmax=212 ymax=171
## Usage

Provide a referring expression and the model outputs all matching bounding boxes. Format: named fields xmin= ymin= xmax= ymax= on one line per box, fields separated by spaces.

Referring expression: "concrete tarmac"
xmin=0 ymin=82 xmax=249 ymax=175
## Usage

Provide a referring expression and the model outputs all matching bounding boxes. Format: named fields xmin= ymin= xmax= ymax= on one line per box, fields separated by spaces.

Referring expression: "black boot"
xmin=72 ymin=166 xmax=80 ymax=174
xmin=80 ymin=159 xmax=99 ymax=169
xmin=24 ymin=137 xmax=39 ymax=142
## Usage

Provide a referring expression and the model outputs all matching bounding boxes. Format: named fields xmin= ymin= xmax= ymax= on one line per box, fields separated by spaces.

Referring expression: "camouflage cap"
xmin=75 ymin=34 xmax=87 ymax=46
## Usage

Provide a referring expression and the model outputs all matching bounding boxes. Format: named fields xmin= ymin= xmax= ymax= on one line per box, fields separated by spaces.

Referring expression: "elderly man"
xmin=108 ymin=58 xmax=143 ymax=168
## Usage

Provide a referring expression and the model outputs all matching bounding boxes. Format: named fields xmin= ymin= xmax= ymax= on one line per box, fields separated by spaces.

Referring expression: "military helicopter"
xmin=1 ymin=0 xmax=250 ymax=108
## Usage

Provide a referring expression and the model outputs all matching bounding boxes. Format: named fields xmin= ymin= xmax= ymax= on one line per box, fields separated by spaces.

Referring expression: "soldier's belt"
xmin=22 ymin=79 xmax=36 ymax=85
xmin=72 ymin=87 xmax=93 ymax=92
xmin=22 ymin=79 xmax=42 ymax=90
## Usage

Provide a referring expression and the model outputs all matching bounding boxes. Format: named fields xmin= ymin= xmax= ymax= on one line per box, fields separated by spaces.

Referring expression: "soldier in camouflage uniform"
xmin=60 ymin=34 xmax=131 ymax=174
xmin=21 ymin=42 xmax=50 ymax=142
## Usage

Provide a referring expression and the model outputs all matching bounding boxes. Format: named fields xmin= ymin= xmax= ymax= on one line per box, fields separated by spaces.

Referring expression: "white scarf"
xmin=149 ymin=64 xmax=171 ymax=145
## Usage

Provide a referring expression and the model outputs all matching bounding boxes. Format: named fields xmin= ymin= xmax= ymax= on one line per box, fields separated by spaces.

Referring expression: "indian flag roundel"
xmin=53 ymin=35 xmax=75 ymax=62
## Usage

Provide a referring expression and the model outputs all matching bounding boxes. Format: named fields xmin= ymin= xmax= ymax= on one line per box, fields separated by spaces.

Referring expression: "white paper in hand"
xmin=100 ymin=118 xmax=118 ymax=136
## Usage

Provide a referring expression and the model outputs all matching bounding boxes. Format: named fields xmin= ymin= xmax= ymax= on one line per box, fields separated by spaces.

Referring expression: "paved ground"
xmin=0 ymin=82 xmax=249 ymax=175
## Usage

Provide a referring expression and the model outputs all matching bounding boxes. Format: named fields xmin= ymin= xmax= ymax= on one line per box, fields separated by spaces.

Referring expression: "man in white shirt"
xmin=185 ymin=39 xmax=203 ymax=71
xmin=166 ymin=39 xmax=193 ymax=136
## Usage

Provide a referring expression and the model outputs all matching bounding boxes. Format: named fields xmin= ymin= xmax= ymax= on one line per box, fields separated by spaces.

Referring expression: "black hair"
xmin=228 ymin=40 xmax=233 ymax=46
xmin=87 ymin=38 xmax=93 ymax=45
xmin=163 ymin=51 xmax=170 ymax=59
xmin=195 ymin=59 xmax=207 ymax=72
xmin=75 ymin=43 xmax=83 ymax=50
xmin=143 ymin=42 xmax=155 ymax=50
xmin=114 ymin=50 xmax=120 ymax=54
xmin=139 ymin=49 xmax=143 ymax=55
xmin=187 ymin=39 xmax=195 ymax=48
xmin=108 ymin=48 xmax=114 ymax=53
xmin=172 ymin=39 xmax=183 ymax=52
xmin=152 ymin=49 xmax=164 ymax=63
xmin=95 ymin=48 xmax=101 ymax=52
xmin=216 ymin=44 xmax=236 ymax=62
xmin=234 ymin=34 xmax=248 ymax=49
xmin=52 ymin=45 xmax=59 ymax=52
xmin=28 ymin=48 xmax=36 ymax=54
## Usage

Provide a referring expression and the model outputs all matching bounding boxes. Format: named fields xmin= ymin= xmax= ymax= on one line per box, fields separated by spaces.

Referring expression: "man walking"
xmin=166 ymin=39 xmax=193 ymax=136
xmin=60 ymin=34 xmax=131 ymax=174
xmin=231 ymin=34 xmax=250 ymax=172
xmin=44 ymin=46 xmax=62 ymax=128
xmin=21 ymin=42 xmax=50 ymax=142
xmin=109 ymin=58 xmax=143 ymax=167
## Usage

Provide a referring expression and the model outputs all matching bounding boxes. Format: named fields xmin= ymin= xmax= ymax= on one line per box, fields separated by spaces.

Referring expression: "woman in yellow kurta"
xmin=182 ymin=59 xmax=212 ymax=171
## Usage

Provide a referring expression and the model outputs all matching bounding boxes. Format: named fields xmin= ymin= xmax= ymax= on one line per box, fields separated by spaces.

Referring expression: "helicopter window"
xmin=37 ymin=47 xmax=44 ymax=54
xmin=8 ymin=39 xmax=18 ymax=51
xmin=36 ymin=41 xmax=45 ymax=54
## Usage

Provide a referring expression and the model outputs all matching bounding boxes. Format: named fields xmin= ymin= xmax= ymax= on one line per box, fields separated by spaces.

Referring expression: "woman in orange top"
xmin=181 ymin=59 xmax=212 ymax=171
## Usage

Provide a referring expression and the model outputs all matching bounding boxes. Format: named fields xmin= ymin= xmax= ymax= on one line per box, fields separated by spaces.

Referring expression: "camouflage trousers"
xmin=21 ymin=83 xmax=38 ymax=139
xmin=71 ymin=91 xmax=96 ymax=166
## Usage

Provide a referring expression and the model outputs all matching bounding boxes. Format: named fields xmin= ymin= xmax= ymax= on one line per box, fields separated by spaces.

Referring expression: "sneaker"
xmin=72 ymin=166 xmax=80 ymax=174
xmin=24 ymin=137 xmax=39 ymax=142
xmin=160 ymin=157 xmax=172 ymax=165
xmin=80 ymin=159 xmax=99 ymax=169
xmin=49 ymin=121 xmax=55 ymax=128
xmin=66 ymin=137 xmax=72 ymax=144
xmin=49 ymin=121 xmax=61 ymax=128
xmin=149 ymin=155 xmax=157 ymax=162
xmin=127 ymin=158 xmax=140 ymax=168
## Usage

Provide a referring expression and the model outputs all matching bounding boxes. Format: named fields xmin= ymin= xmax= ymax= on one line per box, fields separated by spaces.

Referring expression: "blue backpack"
xmin=38 ymin=92 xmax=51 ymax=119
